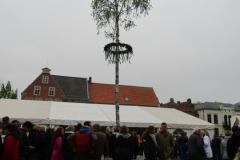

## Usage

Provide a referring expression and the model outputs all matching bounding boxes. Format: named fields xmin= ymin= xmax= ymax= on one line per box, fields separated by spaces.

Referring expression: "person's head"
xmin=2 ymin=116 xmax=9 ymax=124
xmin=142 ymin=126 xmax=155 ymax=139
xmin=132 ymin=131 xmax=137 ymax=136
xmin=46 ymin=127 xmax=52 ymax=134
xmin=40 ymin=125 xmax=45 ymax=132
xmin=194 ymin=127 xmax=201 ymax=135
xmin=84 ymin=121 xmax=92 ymax=128
xmin=120 ymin=126 xmax=128 ymax=133
xmin=52 ymin=127 xmax=64 ymax=147
xmin=33 ymin=124 xmax=41 ymax=131
xmin=201 ymin=131 xmax=205 ymax=137
xmin=204 ymin=131 xmax=209 ymax=137
xmin=92 ymin=124 xmax=101 ymax=132
xmin=75 ymin=123 xmax=82 ymax=132
xmin=161 ymin=122 xmax=167 ymax=132
xmin=12 ymin=120 xmax=19 ymax=127
xmin=65 ymin=125 xmax=75 ymax=132
xmin=22 ymin=121 xmax=33 ymax=132
xmin=114 ymin=128 xmax=119 ymax=133
xmin=3 ymin=124 xmax=20 ymax=140
xmin=232 ymin=126 xmax=240 ymax=136
xmin=0 ymin=129 xmax=2 ymax=136
xmin=225 ymin=130 xmax=232 ymax=136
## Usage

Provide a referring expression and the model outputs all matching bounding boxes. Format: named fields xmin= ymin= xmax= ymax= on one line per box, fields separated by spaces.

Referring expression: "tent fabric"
xmin=0 ymin=99 xmax=51 ymax=124
xmin=0 ymin=99 xmax=214 ymax=130
xmin=140 ymin=107 xmax=215 ymax=129
xmin=97 ymin=104 xmax=163 ymax=127
xmin=49 ymin=102 xmax=112 ymax=126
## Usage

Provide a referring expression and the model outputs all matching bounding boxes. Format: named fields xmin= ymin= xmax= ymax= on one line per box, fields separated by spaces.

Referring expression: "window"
xmin=34 ymin=86 xmax=41 ymax=95
xmin=42 ymin=76 xmax=49 ymax=84
xmin=124 ymin=97 xmax=129 ymax=102
xmin=228 ymin=115 xmax=232 ymax=126
xmin=215 ymin=128 xmax=219 ymax=136
xmin=224 ymin=115 xmax=227 ymax=125
xmin=49 ymin=87 xmax=55 ymax=96
xmin=214 ymin=115 xmax=218 ymax=124
xmin=207 ymin=114 xmax=212 ymax=123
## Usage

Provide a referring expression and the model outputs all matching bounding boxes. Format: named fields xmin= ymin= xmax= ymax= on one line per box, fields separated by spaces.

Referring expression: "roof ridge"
xmin=52 ymin=75 xmax=87 ymax=79
xmin=90 ymin=82 xmax=153 ymax=88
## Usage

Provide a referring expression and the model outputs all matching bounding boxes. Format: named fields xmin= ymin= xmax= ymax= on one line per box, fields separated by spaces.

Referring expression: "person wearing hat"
xmin=12 ymin=120 xmax=20 ymax=127
xmin=227 ymin=125 xmax=240 ymax=160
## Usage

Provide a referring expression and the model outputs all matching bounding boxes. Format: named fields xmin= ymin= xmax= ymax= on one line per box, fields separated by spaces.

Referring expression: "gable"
xmin=89 ymin=83 xmax=159 ymax=106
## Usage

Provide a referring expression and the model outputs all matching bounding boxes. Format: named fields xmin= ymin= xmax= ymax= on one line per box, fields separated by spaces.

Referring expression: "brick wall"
xmin=21 ymin=73 xmax=65 ymax=101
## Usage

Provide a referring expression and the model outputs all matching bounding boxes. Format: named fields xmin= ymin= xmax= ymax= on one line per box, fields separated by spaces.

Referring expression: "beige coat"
xmin=155 ymin=130 xmax=174 ymax=158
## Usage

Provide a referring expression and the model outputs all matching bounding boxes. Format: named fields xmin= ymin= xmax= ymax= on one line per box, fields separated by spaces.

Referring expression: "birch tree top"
xmin=91 ymin=0 xmax=152 ymax=41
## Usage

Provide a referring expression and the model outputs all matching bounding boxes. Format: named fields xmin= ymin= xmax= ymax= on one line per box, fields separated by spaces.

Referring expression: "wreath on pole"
xmin=104 ymin=42 xmax=133 ymax=64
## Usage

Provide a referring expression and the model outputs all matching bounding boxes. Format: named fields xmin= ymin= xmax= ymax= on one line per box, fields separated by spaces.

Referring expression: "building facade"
xmin=195 ymin=102 xmax=240 ymax=136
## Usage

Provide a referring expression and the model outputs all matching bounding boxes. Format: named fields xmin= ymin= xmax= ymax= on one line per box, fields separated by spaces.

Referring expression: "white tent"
xmin=0 ymin=99 xmax=50 ymax=124
xmin=0 ymin=99 xmax=214 ymax=137
xmin=97 ymin=104 xmax=163 ymax=128
xmin=49 ymin=102 xmax=112 ymax=126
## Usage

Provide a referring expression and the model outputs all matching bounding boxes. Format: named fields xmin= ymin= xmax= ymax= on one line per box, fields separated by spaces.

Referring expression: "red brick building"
xmin=21 ymin=68 xmax=88 ymax=102
xmin=88 ymin=77 xmax=159 ymax=107
xmin=21 ymin=68 xmax=159 ymax=106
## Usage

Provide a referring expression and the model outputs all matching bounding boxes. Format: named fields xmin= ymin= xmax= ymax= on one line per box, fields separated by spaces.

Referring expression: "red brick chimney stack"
xmin=89 ymin=77 xmax=92 ymax=83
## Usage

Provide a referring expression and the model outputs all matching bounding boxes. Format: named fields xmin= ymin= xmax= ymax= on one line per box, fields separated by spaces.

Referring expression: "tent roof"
xmin=49 ymin=102 xmax=112 ymax=126
xmin=97 ymin=104 xmax=163 ymax=127
xmin=0 ymin=99 xmax=50 ymax=124
xmin=0 ymin=99 xmax=214 ymax=130
xmin=140 ymin=107 xmax=215 ymax=129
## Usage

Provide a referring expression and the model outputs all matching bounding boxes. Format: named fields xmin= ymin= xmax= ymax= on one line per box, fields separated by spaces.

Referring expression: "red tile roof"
xmin=89 ymin=82 xmax=159 ymax=106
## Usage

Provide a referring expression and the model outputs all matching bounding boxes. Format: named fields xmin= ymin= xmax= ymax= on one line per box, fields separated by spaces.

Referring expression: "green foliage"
xmin=193 ymin=101 xmax=202 ymax=106
xmin=91 ymin=0 xmax=152 ymax=40
xmin=0 ymin=81 xmax=18 ymax=99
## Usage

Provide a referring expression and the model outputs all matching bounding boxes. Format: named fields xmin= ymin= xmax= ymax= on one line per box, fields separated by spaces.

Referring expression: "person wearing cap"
xmin=227 ymin=126 xmax=240 ymax=160
xmin=12 ymin=120 xmax=20 ymax=127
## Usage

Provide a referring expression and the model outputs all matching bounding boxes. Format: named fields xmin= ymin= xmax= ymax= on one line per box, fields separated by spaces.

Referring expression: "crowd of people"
xmin=0 ymin=116 xmax=240 ymax=160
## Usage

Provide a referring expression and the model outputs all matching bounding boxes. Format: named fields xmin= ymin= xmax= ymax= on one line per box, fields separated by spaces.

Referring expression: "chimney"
xmin=42 ymin=68 xmax=51 ymax=74
xmin=89 ymin=77 xmax=92 ymax=83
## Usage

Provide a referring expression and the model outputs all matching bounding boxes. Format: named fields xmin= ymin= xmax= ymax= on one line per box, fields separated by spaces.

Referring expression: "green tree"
xmin=0 ymin=81 xmax=18 ymax=99
xmin=193 ymin=101 xmax=202 ymax=106
xmin=91 ymin=0 xmax=152 ymax=128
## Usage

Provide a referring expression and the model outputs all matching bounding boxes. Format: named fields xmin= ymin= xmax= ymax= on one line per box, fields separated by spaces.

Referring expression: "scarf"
xmin=149 ymin=133 xmax=158 ymax=147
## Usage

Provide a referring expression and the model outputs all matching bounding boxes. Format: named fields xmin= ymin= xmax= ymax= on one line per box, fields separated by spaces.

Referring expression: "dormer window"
xmin=125 ymin=97 xmax=129 ymax=102
xmin=42 ymin=76 xmax=49 ymax=84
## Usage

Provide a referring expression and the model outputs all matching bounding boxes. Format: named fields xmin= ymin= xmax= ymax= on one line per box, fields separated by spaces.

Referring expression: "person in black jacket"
xmin=188 ymin=127 xmax=206 ymax=160
xmin=109 ymin=128 xmax=119 ymax=160
xmin=212 ymin=134 xmax=222 ymax=160
xmin=38 ymin=125 xmax=46 ymax=160
xmin=19 ymin=121 xmax=34 ymax=160
xmin=227 ymin=126 xmax=240 ymax=160
xmin=28 ymin=124 xmax=41 ymax=160
xmin=0 ymin=129 xmax=3 ymax=156
xmin=62 ymin=125 xmax=75 ymax=160
xmin=131 ymin=131 xmax=139 ymax=159
xmin=115 ymin=126 xmax=133 ymax=160
xmin=141 ymin=126 xmax=158 ymax=160
xmin=42 ymin=127 xmax=54 ymax=160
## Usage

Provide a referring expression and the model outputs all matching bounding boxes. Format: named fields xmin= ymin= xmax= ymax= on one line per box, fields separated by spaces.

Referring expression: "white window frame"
xmin=125 ymin=97 xmax=130 ymax=102
xmin=49 ymin=87 xmax=55 ymax=96
xmin=34 ymin=86 xmax=41 ymax=95
xmin=42 ymin=76 xmax=49 ymax=84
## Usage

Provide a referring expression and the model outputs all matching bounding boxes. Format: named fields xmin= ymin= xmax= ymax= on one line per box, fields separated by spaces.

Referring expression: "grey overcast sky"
xmin=0 ymin=0 xmax=240 ymax=104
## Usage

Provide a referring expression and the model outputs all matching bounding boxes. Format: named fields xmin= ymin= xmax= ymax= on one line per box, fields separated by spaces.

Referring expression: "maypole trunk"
xmin=115 ymin=3 xmax=120 ymax=129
